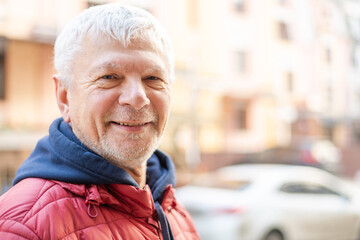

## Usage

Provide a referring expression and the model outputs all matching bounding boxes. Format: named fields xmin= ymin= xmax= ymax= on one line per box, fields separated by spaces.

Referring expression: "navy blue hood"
xmin=13 ymin=118 xmax=176 ymax=202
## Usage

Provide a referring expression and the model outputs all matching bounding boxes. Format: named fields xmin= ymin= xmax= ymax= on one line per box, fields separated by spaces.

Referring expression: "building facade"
xmin=1 ymin=0 xmax=360 ymax=192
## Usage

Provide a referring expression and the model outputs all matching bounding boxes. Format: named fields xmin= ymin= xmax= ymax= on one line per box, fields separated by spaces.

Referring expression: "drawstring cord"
xmin=85 ymin=185 xmax=101 ymax=218
xmin=86 ymin=202 xmax=98 ymax=218
xmin=155 ymin=202 xmax=175 ymax=240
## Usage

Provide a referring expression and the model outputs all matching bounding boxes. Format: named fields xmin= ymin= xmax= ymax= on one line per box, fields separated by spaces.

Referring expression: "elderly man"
xmin=0 ymin=4 xmax=199 ymax=240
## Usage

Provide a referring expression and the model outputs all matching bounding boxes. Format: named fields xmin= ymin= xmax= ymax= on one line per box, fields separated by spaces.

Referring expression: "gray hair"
xmin=54 ymin=4 xmax=174 ymax=86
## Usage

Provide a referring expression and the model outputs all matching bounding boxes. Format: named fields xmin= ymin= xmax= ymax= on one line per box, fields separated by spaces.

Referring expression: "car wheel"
xmin=264 ymin=230 xmax=284 ymax=240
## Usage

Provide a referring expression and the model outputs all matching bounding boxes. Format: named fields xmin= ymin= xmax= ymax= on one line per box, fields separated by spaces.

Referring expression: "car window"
xmin=280 ymin=182 xmax=343 ymax=196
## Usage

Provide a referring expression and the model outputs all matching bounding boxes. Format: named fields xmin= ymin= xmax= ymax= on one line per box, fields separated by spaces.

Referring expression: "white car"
xmin=176 ymin=164 xmax=360 ymax=240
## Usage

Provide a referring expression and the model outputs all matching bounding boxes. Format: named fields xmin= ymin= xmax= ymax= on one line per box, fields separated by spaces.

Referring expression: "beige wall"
xmin=5 ymin=40 xmax=59 ymax=129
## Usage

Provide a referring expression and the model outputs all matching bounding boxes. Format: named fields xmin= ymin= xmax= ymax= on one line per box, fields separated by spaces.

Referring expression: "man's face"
xmin=59 ymin=37 xmax=171 ymax=169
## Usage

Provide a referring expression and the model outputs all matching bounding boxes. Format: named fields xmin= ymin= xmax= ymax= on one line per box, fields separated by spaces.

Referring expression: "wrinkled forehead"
xmin=74 ymin=35 xmax=169 ymax=79
xmin=82 ymin=32 xmax=168 ymax=66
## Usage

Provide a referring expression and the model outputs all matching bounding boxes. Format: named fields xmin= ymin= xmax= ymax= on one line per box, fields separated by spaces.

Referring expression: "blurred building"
xmin=161 ymin=0 xmax=360 ymax=176
xmin=0 ymin=0 xmax=360 ymax=192
xmin=0 ymin=0 xmax=86 ymax=192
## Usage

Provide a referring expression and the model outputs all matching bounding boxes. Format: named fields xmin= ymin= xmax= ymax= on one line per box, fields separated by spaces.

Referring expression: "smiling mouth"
xmin=111 ymin=121 xmax=148 ymax=127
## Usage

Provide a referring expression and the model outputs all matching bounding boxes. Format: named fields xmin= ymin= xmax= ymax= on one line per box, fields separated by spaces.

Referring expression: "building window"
xmin=278 ymin=21 xmax=290 ymax=40
xmin=352 ymin=121 xmax=360 ymax=143
xmin=235 ymin=101 xmax=248 ymax=130
xmin=236 ymin=51 xmax=247 ymax=72
xmin=326 ymin=82 xmax=333 ymax=109
xmin=187 ymin=0 xmax=198 ymax=27
xmin=325 ymin=48 xmax=332 ymax=63
xmin=285 ymin=72 xmax=294 ymax=92
xmin=0 ymin=37 xmax=5 ymax=100
xmin=234 ymin=0 xmax=246 ymax=12
xmin=324 ymin=124 xmax=335 ymax=141
xmin=223 ymin=97 xmax=250 ymax=131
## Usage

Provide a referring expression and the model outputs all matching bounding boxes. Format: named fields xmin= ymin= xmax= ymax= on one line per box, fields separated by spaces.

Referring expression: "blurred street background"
xmin=0 ymin=0 xmax=360 ymax=193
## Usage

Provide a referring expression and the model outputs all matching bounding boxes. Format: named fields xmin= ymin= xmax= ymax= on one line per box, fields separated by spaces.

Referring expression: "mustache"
xmin=105 ymin=106 xmax=158 ymax=122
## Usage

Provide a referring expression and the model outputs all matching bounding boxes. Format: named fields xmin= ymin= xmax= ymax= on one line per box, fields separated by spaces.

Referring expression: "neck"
xmin=123 ymin=162 xmax=147 ymax=188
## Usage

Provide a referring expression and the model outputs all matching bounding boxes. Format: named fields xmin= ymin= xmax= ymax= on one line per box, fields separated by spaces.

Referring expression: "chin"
xmin=101 ymin=140 xmax=159 ymax=168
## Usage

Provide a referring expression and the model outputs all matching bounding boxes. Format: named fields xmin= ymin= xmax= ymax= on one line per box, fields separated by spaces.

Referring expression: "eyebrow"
xmin=88 ymin=62 xmax=123 ymax=77
xmin=88 ymin=61 xmax=167 ymax=77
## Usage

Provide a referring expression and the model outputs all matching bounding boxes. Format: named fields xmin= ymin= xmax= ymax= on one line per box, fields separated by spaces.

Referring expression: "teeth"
xmin=113 ymin=122 xmax=146 ymax=126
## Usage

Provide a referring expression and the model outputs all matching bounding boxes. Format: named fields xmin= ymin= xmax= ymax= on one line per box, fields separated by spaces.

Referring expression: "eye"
xmin=95 ymin=74 xmax=121 ymax=89
xmin=143 ymin=76 xmax=168 ymax=90
xmin=101 ymin=74 xmax=116 ymax=80
xmin=145 ymin=76 xmax=161 ymax=81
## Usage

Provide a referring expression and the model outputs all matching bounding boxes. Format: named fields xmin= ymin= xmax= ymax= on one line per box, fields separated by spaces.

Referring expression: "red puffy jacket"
xmin=0 ymin=178 xmax=200 ymax=240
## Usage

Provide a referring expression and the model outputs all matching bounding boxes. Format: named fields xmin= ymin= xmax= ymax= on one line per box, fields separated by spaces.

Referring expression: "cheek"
xmin=153 ymin=93 xmax=171 ymax=130
xmin=89 ymin=91 xmax=118 ymax=113
xmin=70 ymin=90 xmax=116 ymax=127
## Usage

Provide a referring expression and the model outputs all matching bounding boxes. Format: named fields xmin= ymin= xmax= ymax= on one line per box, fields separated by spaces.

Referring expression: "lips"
xmin=109 ymin=120 xmax=152 ymax=134
xmin=111 ymin=121 xmax=148 ymax=126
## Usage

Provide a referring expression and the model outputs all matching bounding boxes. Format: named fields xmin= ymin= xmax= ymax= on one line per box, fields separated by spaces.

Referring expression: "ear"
xmin=53 ymin=75 xmax=71 ymax=123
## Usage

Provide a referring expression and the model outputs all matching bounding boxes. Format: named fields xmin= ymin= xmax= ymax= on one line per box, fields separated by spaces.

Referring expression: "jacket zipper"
xmin=147 ymin=215 xmax=163 ymax=240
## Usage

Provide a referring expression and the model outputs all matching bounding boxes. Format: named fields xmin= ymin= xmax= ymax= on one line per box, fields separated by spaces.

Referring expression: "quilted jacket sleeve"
xmin=0 ymin=219 xmax=40 ymax=240
xmin=0 ymin=179 xmax=47 ymax=240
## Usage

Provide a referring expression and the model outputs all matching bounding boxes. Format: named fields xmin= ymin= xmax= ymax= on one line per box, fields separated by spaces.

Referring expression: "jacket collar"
xmin=54 ymin=180 xmax=175 ymax=218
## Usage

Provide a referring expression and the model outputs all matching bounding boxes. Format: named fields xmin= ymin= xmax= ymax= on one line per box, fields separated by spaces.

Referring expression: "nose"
xmin=118 ymin=77 xmax=150 ymax=110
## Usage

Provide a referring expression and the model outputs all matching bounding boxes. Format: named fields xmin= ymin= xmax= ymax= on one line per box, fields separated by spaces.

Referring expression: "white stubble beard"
xmin=72 ymin=106 xmax=164 ymax=170
xmin=98 ymin=124 xmax=161 ymax=169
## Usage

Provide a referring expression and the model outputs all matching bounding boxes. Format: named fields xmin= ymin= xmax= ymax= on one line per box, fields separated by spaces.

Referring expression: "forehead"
xmin=82 ymin=34 xmax=166 ymax=59
xmin=76 ymin=36 xmax=168 ymax=73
